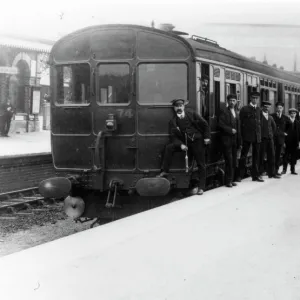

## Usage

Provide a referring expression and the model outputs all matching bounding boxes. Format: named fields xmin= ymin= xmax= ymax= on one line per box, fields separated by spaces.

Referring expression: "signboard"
xmin=31 ymin=89 xmax=41 ymax=114
xmin=0 ymin=66 xmax=18 ymax=75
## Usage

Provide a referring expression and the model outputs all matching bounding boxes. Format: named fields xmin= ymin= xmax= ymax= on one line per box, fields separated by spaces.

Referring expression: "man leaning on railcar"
xmin=218 ymin=94 xmax=241 ymax=187
xmin=237 ymin=91 xmax=264 ymax=182
xmin=157 ymin=98 xmax=211 ymax=195
xmin=271 ymin=102 xmax=289 ymax=175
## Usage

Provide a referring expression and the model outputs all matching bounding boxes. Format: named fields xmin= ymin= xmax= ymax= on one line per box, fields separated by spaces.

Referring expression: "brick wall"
xmin=0 ymin=154 xmax=66 ymax=193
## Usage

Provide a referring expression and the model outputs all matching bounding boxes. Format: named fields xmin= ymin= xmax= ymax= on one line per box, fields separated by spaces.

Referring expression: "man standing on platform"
xmin=158 ymin=98 xmax=211 ymax=195
xmin=259 ymin=101 xmax=280 ymax=179
xmin=271 ymin=102 xmax=289 ymax=175
xmin=282 ymin=108 xmax=300 ymax=175
xmin=0 ymin=99 xmax=14 ymax=137
xmin=237 ymin=91 xmax=264 ymax=182
xmin=218 ymin=94 xmax=241 ymax=187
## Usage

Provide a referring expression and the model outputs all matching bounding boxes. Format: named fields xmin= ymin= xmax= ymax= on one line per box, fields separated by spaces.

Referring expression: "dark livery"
xmin=39 ymin=24 xmax=300 ymax=221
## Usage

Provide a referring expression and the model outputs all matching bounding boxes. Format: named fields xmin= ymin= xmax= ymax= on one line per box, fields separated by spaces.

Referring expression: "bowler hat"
xmin=262 ymin=101 xmax=272 ymax=106
xmin=250 ymin=91 xmax=260 ymax=97
xmin=275 ymin=102 xmax=284 ymax=107
xmin=226 ymin=94 xmax=237 ymax=101
xmin=170 ymin=98 xmax=187 ymax=106
xmin=289 ymin=108 xmax=298 ymax=113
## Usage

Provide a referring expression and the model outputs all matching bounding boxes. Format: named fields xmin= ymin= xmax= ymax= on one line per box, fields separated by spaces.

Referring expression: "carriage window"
xmin=56 ymin=64 xmax=90 ymax=105
xmin=138 ymin=63 xmax=187 ymax=104
xmin=98 ymin=64 xmax=130 ymax=104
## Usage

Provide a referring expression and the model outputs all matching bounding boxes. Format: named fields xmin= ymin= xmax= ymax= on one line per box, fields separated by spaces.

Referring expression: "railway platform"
xmin=0 ymin=130 xmax=51 ymax=158
xmin=0 ymin=165 xmax=300 ymax=299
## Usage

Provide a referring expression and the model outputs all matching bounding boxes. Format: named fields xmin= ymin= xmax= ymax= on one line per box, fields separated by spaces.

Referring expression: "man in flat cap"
xmin=237 ymin=91 xmax=264 ymax=182
xmin=271 ymin=102 xmax=289 ymax=175
xmin=282 ymin=108 xmax=300 ymax=175
xmin=259 ymin=100 xmax=279 ymax=178
xmin=158 ymin=98 xmax=211 ymax=195
xmin=218 ymin=94 xmax=241 ymax=187
xmin=200 ymin=74 xmax=209 ymax=118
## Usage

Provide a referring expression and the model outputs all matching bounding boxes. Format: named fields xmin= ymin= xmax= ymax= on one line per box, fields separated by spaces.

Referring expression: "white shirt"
xmin=230 ymin=108 xmax=236 ymax=118
xmin=277 ymin=112 xmax=282 ymax=118
xmin=177 ymin=111 xmax=185 ymax=119
xmin=262 ymin=111 xmax=268 ymax=120
xmin=250 ymin=103 xmax=257 ymax=109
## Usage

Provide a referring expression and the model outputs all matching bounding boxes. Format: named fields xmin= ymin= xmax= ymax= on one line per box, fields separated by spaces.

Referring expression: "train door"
xmin=136 ymin=62 xmax=189 ymax=172
xmin=94 ymin=63 xmax=136 ymax=172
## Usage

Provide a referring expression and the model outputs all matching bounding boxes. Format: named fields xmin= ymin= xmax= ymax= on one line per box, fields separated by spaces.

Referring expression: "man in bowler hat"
xmin=282 ymin=108 xmax=300 ymax=175
xmin=259 ymin=100 xmax=280 ymax=178
xmin=237 ymin=91 xmax=264 ymax=182
xmin=218 ymin=94 xmax=241 ymax=187
xmin=271 ymin=102 xmax=289 ymax=175
xmin=158 ymin=98 xmax=211 ymax=195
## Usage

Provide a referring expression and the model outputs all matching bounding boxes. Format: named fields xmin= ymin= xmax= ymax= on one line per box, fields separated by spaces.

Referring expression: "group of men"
xmin=158 ymin=92 xmax=300 ymax=195
xmin=0 ymin=99 xmax=14 ymax=137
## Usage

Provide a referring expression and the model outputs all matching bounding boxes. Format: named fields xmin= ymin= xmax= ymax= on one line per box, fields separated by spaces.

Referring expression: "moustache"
xmin=176 ymin=109 xmax=183 ymax=113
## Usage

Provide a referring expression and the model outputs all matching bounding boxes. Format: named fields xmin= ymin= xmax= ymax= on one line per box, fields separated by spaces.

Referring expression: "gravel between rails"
xmin=0 ymin=202 xmax=98 ymax=257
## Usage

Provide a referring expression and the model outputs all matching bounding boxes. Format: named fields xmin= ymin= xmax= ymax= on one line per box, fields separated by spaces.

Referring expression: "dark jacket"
xmin=271 ymin=113 xmax=289 ymax=145
xmin=260 ymin=113 xmax=276 ymax=140
xmin=169 ymin=110 xmax=210 ymax=146
xmin=218 ymin=107 xmax=241 ymax=147
xmin=239 ymin=105 xmax=261 ymax=143
xmin=285 ymin=118 xmax=300 ymax=147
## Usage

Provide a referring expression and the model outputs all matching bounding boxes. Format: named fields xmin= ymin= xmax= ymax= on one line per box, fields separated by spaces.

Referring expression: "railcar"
xmin=39 ymin=23 xmax=300 ymax=221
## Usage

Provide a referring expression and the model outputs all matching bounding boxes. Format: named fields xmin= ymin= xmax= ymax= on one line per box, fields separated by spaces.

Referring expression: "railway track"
xmin=0 ymin=187 xmax=58 ymax=217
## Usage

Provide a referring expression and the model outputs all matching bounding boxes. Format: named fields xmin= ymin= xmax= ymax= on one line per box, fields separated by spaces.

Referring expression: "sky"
xmin=2 ymin=0 xmax=300 ymax=70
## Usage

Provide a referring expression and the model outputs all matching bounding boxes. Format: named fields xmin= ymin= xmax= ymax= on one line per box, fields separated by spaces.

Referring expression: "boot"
xmin=291 ymin=166 xmax=298 ymax=175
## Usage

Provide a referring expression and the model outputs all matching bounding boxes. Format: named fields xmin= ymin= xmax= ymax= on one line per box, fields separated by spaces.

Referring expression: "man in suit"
xmin=282 ymin=108 xmax=300 ymax=175
xmin=158 ymin=98 xmax=211 ymax=195
xmin=218 ymin=94 xmax=241 ymax=187
xmin=259 ymin=101 xmax=280 ymax=179
xmin=237 ymin=91 xmax=264 ymax=182
xmin=271 ymin=102 xmax=289 ymax=175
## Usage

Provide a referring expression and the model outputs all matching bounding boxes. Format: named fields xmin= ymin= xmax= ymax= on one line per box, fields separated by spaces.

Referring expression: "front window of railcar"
xmin=97 ymin=64 xmax=130 ymax=105
xmin=138 ymin=64 xmax=187 ymax=104
xmin=56 ymin=64 xmax=90 ymax=105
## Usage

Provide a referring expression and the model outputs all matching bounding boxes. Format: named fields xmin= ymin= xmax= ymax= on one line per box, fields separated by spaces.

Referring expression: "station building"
xmin=0 ymin=35 xmax=53 ymax=133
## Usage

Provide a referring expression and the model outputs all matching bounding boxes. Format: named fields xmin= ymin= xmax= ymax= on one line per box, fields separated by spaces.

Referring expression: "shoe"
xmin=226 ymin=183 xmax=233 ymax=188
xmin=281 ymin=170 xmax=287 ymax=175
xmin=252 ymin=177 xmax=264 ymax=182
xmin=275 ymin=172 xmax=281 ymax=176
xmin=268 ymin=175 xmax=281 ymax=179
xmin=291 ymin=171 xmax=298 ymax=175
xmin=197 ymin=189 xmax=204 ymax=195
xmin=157 ymin=171 xmax=168 ymax=178
xmin=235 ymin=177 xmax=241 ymax=182
xmin=232 ymin=182 xmax=237 ymax=186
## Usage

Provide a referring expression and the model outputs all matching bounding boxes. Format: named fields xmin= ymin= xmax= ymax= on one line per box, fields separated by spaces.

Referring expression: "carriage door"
xmin=94 ymin=63 xmax=136 ymax=171
xmin=136 ymin=63 xmax=188 ymax=172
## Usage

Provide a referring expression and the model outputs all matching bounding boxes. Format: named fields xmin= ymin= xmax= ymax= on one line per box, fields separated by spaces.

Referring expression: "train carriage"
xmin=40 ymin=23 xmax=300 ymax=221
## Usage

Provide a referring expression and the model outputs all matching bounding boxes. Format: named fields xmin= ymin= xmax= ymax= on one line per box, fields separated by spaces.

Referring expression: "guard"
xmin=158 ymin=98 xmax=211 ymax=195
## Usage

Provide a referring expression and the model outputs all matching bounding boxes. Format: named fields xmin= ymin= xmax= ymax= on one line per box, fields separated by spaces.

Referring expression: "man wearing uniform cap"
xmin=271 ymin=102 xmax=289 ymax=175
xmin=259 ymin=100 xmax=279 ymax=178
xmin=218 ymin=94 xmax=241 ymax=187
xmin=237 ymin=91 xmax=264 ymax=182
xmin=282 ymin=108 xmax=300 ymax=175
xmin=158 ymin=98 xmax=211 ymax=195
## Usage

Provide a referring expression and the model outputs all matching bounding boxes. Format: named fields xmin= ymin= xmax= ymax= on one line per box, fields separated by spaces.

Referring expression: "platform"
xmin=0 ymin=165 xmax=300 ymax=299
xmin=0 ymin=130 xmax=51 ymax=157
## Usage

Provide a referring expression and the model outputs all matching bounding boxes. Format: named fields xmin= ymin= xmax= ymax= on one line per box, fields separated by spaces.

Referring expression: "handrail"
xmin=92 ymin=131 xmax=104 ymax=171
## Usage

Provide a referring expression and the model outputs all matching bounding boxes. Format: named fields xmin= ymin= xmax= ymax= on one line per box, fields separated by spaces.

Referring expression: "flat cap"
xmin=170 ymin=98 xmax=187 ymax=106
xmin=288 ymin=108 xmax=298 ymax=113
xmin=226 ymin=94 xmax=237 ymax=101
xmin=262 ymin=101 xmax=272 ymax=106
xmin=275 ymin=102 xmax=284 ymax=107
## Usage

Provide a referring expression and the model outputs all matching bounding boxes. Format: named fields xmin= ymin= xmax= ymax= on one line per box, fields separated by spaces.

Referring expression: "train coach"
xmin=39 ymin=23 xmax=300 ymax=221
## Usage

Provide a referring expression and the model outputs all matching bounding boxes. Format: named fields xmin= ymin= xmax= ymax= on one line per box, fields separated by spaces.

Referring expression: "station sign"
xmin=0 ymin=66 xmax=18 ymax=75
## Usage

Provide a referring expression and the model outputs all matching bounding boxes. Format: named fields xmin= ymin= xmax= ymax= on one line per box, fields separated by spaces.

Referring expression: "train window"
xmin=260 ymin=79 xmax=264 ymax=86
xmin=214 ymin=68 xmax=220 ymax=78
xmin=269 ymin=90 xmax=275 ymax=112
xmin=56 ymin=64 xmax=90 ymax=105
xmin=247 ymin=75 xmax=252 ymax=85
xmin=214 ymin=81 xmax=220 ymax=115
xmin=97 ymin=64 xmax=130 ymax=105
xmin=138 ymin=63 xmax=187 ymax=104
xmin=273 ymin=82 xmax=276 ymax=88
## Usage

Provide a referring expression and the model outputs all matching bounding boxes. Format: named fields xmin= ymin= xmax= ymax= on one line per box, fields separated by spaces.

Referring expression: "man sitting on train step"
xmin=218 ymin=94 xmax=241 ymax=188
xmin=259 ymin=101 xmax=280 ymax=179
xmin=157 ymin=98 xmax=211 ymax=195
xmin=237 ymin=91 xmax=264 ymax=182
